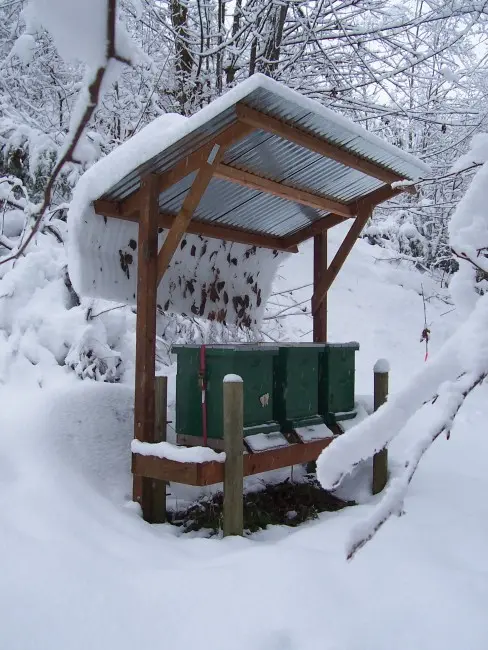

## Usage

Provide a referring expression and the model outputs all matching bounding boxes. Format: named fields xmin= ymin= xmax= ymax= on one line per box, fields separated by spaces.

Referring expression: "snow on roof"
xmin=67 ymin=74 xmax=430 ymax=325
xmin=70 ymin=73 xmax=429 ymax=212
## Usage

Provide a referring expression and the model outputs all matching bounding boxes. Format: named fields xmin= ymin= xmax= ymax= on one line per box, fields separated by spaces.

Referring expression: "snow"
xmin=374 ymin=358 xmax=390 ymax=373
xmin=223 ymin=373 xmax=243 ymax=383
xmin=448 ymin=141 xmax=488 ymax=316
xmin=9 ymin=33 xmax=37 ymax=64
xmin=131 ymin=440 xmax=225 ymax=463
xmin=398 ymin=222 xmax=421 ymax=240
xmin=3 ymin=186 xmax=488 ymax=648
xmin=23 ymin=0 xmax=132 ymax=70
xmin=294 ymin=423 xmax=334 ymax=442
xmin=69 ymin=74 xmax=429 ymax=212
xmin=440 ymin=65 xmax=461 ymax=84
xmin=449 ymin=133 xmax=488 ymax=173
xmin=316 ymin=137 xmax=488 ymax=555
xmin=391 ymin=178 xmax=416 ymax=188
xmin=245 ymin=431 xmax=288 ymax=451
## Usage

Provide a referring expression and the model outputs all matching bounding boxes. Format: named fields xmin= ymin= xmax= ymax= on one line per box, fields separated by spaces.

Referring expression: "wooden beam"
xmin=313 ymin=232 xmax=327 ymax=342
xmin=156 ymin=144 xmax=227 ymax=284
xmin=93 ymin=202 xmax=297 ymax=253
xmin=312 ymin=207 xmax=372 ymax=315
xmin=158 ymin=215 xmax=298 ymax=253
xmin=284 ymin=214 xmax=349 ymax=248
xmin=236 ymin=104 xmax=406 ymax=186
xmin=132 ymin=436 xmax=335 ymax=486
xmin=117 ymin=122 xmax=255 ymax=219
xmin=283 ymin=182 xmax=413 ymax=249
xmin=214 ymin=163 xmax=353 ymax=218
xmin=132 ymin=174 xmax=160 ymax=521
xmin=349 ymin=184 xmax=406 ymax=213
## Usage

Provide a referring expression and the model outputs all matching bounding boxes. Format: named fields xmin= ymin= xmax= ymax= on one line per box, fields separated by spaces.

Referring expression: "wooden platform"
xmin=132 ymin=435 xmax=336 ymax=487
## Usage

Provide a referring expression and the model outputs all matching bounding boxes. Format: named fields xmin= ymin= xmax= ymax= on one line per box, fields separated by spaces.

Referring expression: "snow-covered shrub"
xmin=0 ymin=231 xmax=136 ymax=384
xmin=317 ymin=134 xmax=488 ymax=558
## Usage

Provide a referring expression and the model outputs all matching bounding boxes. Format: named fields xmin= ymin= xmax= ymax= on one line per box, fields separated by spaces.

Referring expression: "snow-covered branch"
xmin=0 ymin=0 xmax=134 ymax=266
xmin=346 ymin=371 xmax=486 ymax=560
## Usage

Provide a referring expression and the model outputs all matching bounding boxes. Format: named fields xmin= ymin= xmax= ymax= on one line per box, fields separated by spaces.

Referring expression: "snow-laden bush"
xmin=0 ymin=230 xmax=136 ymax=384
xmin=317 ymin=133 xmax=488 ymax=559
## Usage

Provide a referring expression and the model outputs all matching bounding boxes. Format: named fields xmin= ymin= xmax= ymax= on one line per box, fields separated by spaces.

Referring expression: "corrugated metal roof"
xmin=101 ymin=75 xmax=428 ymax=240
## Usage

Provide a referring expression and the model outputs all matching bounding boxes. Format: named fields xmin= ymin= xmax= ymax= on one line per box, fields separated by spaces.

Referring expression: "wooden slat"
xmin=311 ymin=207 xmax=372 ymax=315
xmin=132 ymin=437 xmax=335 ymax=486
xmin=215 ymin=163 xmax=353 ymax=218
xmin=284 ymin=214 xmax=349 ymax=248
xmin=313 ymin=232 xmax=327 ymax=342
xmin=236 ymin=104 xmax=407 ymax=186
xmin=132 ymin=453 xmax=206 ymax=486
xmin=132 ymin=174 xmax=160 ymax=519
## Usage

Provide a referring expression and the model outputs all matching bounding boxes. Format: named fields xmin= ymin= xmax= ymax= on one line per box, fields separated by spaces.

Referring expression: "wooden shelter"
xmin=73 ymin=74 xmax=428 ymax=515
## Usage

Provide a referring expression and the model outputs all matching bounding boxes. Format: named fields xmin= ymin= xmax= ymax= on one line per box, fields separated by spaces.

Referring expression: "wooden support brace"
xmin=155 ymin=126 xmax=254 ymax=284
xmin=156 ymin=157 xmax=220 ymax=284
xmin=351 ymin=184 xmax=410 ymax=214
xmin=284 ymin=214 xmax=349 ymax=249
xmin=312 ymin=207 xmax=372 ymax=315
xmin=133 ymin=174 xmax=160 ymax=520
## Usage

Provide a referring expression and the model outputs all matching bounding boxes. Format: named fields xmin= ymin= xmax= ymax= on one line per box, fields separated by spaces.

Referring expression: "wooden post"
xmin=133 ymin=173 xmax=160 ymax=521
xmin=313 ymin=231 xmax=327 ymax=342
xmin=223 ymin=375 xmax=244 ymax=537
xmin=372 ymin=359 xmax=389 ymax=495
xmin=151 ymin=375 xmax=168 ymax=523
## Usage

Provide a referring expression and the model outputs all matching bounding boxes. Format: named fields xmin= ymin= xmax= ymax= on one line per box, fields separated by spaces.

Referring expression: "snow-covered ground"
xmin=1 ymin=225 xmax=487 ymax=650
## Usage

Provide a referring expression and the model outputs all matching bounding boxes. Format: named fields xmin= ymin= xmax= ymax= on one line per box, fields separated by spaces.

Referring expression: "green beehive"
xmin=173 ymin=344 xmax=279 ymax=449
xmin=273 ymin=344 xmax=324 ymax=432
xmin=318 ymin=342 xmax=359 ymax=424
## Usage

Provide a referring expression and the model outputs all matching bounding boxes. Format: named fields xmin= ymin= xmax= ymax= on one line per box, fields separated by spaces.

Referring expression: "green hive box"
xmin=173 ymin=344 xmax=280 ymax=449
xmin=273 ymin=344 xmax=324 ymax=432
xmin=318 ymin=342 xmax=359 ymax=424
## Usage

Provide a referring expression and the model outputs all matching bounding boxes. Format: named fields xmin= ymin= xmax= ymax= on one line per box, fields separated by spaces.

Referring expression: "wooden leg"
xmin=133 ymin=174 xmax=160 ymax=522
xmin=372 ymin=363 xmax=389 ymax=495
xmin=223 ymin=376 xmax=244 ymax=537
xmin=313 ymin=231 xmax=327 ymax=342
xmin=151 ymin=376 xmax=168 ymax=523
